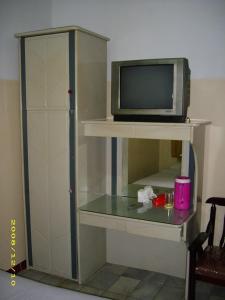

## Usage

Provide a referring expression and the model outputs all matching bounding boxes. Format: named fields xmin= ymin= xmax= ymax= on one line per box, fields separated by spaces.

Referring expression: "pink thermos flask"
xmin=174 ymin=176 xmax=191 ymax=210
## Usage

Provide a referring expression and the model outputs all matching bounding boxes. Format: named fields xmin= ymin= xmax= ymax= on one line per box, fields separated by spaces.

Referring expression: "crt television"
xmin=111 ymin=58 xmax=190 ymax=122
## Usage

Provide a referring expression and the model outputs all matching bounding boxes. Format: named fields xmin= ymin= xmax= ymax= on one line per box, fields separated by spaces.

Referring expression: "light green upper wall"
xmin=51 ymin=0 xmax=225 ymax=79
xmin=0 ymin=0 xmax=52 ymax=80
xmin=1 ymin=0 xmax=225 ymax=79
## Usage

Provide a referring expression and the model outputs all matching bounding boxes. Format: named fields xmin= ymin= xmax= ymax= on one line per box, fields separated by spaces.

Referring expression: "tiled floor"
xmin=19 ymin=264 xmax=225 ymax=300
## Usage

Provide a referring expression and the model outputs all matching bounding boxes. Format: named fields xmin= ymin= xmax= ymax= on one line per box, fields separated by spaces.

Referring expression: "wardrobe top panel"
xmin=15 ymin=25 xmax=110 ymax=41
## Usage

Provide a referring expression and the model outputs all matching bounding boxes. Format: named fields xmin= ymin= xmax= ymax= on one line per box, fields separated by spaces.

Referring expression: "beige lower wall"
xmin=0 ymin=79 xmax=26 ymax=270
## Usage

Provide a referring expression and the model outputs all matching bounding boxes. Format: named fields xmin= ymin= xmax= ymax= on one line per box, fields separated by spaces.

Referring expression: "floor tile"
xmin=153 ymin=285 xmax=184 ymax=300
xmin=18 ymin=269 xmax=46 ymax=281
xmin=86 ymin=268 xmax=119 ymax=290
xmin=130 ymin=272 xmax=166 ymax=300
xmin=17 ymin=265 xmax=218 ymax=300
xmin=122 ymin=267 xmax=150 ymax=281
xmin=210 ymin=285 xmax=225 ymax=298
xmin=58 ymin=278 xmax=81 ymax=291
xmin=196 ymin=280 xmax=215 ymax=294
xmin=195 ymin=280 xmax=215 ymax=300
xmin=209 ymin=296 xmax=225 ymax=300
xmin=108 ymin=276 xmax=140 ymax=296
xmin=101 ymin=263 xmax=128 ymax=276
xmin=102 ymin=290 xmax=127 ymax=300
xmin=164 ymin=275 xmax=185 ymax=288
xmin=38 ymin=274 xmax=64 ymax=286
xmin=195 ymin=292 xmax=210 ymax=300
xmin=142 ymin=271 xmax=167 ymax=286
xmin=80 ymin=285 xmax=104 ymax=296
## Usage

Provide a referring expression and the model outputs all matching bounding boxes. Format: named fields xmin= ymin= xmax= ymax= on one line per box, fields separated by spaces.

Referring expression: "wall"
xmin=0 ymin=0 xmax=52 ymax=80
xmin=1 ymin=0 xmax=225 ymax=275
xmin=0 ymin=80 xmax=25 ymax=269
xmin=0 ymin=0 xmax=52 ymax=270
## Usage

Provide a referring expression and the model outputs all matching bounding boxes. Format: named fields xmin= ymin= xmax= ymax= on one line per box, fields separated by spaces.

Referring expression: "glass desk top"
xmin=79 ymin=185 xmax=193 ymax=226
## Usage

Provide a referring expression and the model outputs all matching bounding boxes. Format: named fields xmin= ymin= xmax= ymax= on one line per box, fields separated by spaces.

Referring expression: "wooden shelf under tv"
xmin=81 ymin=118 xmax=210 ymax=143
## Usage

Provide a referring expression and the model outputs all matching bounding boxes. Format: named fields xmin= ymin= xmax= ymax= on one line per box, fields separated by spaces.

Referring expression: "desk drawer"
xmin=79 ymin=211 xmax=183 ymax=242
xmin=79 ymin=211 xmax=126 ymax=231
xmin=126 ymin=219 xmax=182 ymax=242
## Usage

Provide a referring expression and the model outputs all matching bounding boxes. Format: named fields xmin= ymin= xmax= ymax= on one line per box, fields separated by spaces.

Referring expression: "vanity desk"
xmin=80 ymin=185 xmax=192 ymax=242
xmin=77 ymin=118 xmax=210 ymax=299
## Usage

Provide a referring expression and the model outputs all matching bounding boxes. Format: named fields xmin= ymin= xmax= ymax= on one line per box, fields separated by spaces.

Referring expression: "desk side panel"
xmin=192 ymin=125 xmax=206 ymax=235
xmin=76 ymin=31 xmax=107 ymax=283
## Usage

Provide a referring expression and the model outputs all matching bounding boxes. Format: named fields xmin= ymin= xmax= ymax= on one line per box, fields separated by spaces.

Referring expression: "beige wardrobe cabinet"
xmin=16 ymin=26 xmax=109 ymax=280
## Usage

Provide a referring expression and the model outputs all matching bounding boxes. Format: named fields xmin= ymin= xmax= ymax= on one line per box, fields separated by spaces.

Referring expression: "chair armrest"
xmin=189 ymin=232 xmax=209 ymax=253
xmin=188 ymin=232 xmax=209 ymax=300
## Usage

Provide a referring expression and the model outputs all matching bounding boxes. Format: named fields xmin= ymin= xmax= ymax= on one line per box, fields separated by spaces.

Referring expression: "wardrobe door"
xmin=24 ymin=33 xmax=72 ymax=277
xmin=25 ymin=36 xmax=46 ymax=109
xmin=48 ymin=110 xmax=71 ymax=277
xmin=27 ymin=111 xmax=51 ymax=272
xmin=25 ymin=33 xmax=69 ymax=110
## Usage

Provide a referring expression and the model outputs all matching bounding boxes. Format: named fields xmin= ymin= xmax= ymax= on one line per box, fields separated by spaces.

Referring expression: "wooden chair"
xmin=188 ymin=197 xmax=225 ymax=300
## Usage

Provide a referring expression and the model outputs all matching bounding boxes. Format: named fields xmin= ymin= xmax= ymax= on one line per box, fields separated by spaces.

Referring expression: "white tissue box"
xmin=137 ymin=186 xmax=156 ymax=203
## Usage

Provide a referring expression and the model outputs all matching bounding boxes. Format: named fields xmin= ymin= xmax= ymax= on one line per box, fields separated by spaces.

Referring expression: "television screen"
xmin=120 ymin=64 xmax=174 ymax=109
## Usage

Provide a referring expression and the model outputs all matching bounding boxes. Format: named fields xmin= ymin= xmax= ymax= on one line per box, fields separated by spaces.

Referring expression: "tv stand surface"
xmin=81 ymin=118 xmax=210 ymax=142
